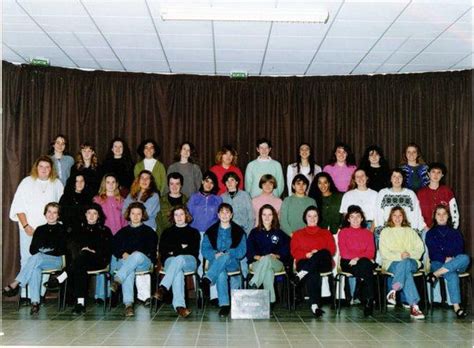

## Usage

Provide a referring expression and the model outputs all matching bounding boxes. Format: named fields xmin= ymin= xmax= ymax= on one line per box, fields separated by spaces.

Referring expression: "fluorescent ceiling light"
xmin=160 ymin=7 xmax=329 ymax=23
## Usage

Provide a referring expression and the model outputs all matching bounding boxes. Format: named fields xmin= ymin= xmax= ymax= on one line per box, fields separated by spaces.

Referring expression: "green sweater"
xmin=134 ymin=160 xmax=167 ymax=195
xmin=245 ymin=158 xmax=284 ymax=198
xmin=319 ymin=193 xmax=343 ymax=234
xmin=155 ymin=194 xmax=189 ymax=237
xmin=280 ymin=195 xmax=316 ymax=236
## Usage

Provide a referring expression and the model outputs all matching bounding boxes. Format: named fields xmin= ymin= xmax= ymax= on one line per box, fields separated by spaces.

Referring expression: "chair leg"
xmin=382 ymin=276 xmax=387 ymax=312
xmin=376 ymin=273 xmax=382 ymax=312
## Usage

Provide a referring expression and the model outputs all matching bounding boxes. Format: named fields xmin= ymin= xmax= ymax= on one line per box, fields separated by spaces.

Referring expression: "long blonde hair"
xmin=96 ymin=173 xmax=123 ymax=203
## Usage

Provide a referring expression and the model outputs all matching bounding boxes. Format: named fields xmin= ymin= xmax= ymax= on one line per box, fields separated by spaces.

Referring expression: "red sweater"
xmin=209 ymin=164 xmax=244 ymax=195
xmin=417 ymin=185 xmax=454 ymax=228
xmin=290 ymin=226 xmax=336 ymax=264
xmin=338 ymin=227 xmax=375 ymax=260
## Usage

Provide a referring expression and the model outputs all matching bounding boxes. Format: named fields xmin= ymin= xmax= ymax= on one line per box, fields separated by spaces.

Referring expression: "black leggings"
xmin=69 ymin=251 xmax=106 ymax=299
xmin=297 ymin=249 xmax=333 ymax=306
xmin=340 ymin=257 xmax=376 ymax=301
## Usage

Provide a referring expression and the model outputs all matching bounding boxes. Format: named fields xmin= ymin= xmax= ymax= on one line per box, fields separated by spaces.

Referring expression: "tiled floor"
xmin=1 ymin=300 xmax=472 ymax=347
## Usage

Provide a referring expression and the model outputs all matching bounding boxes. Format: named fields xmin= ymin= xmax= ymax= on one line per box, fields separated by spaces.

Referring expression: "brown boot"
xmin=124 ymin=305 xmax=134 ymax=317
xmin=176 ymin=307 xmax=192 ymax=318
xmin=153 ymin=285 xmax=168 ymax=301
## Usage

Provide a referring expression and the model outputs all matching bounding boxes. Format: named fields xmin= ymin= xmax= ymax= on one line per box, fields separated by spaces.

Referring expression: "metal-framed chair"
xmin=87 ymin=266 xmax=110 ymax=313
xmin=18 ymin=255 xmax=67 ymax=311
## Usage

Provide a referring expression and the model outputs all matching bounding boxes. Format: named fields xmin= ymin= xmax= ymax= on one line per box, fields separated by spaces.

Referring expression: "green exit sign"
xmin=230 ymin=71 xmax=248 ymax=79
xmin=30 ymin=58 xmax=50 ymax=66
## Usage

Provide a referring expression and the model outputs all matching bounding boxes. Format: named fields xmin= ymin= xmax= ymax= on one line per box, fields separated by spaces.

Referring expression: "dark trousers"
xmin=70 ymin=251 xmax=105 ymax=299
xmin=296 ymin=249 xmax=332 ymax=306
xmin=340 ymin=257 xmax=376 ymax=301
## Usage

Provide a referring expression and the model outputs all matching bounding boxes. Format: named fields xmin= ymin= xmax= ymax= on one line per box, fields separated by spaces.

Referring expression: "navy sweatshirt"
xmin=246 ymin=227 xmax=290 ymax=265
xmin=425 ymin=225 xmax=464 ymax=263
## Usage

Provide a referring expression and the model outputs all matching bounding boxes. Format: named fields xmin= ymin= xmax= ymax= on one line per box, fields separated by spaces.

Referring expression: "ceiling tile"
xmin=165 ymin=49 xmax=213 ymax=61
xmin=214 ymin=35 xmax=267 ymax=49
xmin=3 ymin=15 xmax=38 ymax=31
xmin=264 ymin=49 xmax=314 ymax=64
xmin=114 ymin=48 xmax=166 ymax=61
xmin=337 ymin=1 xmax=410 ymax=21
xmin=73 ymin=33 xmax=108 ymax=47
xmin=105 ymin=33 xmax=161 ymax=49
xmin=15 ymin=0 xmax=85 ymax=16
xmin=359 ymin=51 xmax=394 ymax=65
xmin=376 ymin=64 xmax=404 ymax=73
xmin=160 ymin=35 xmax=213 ymax=49
xmin=261 ymin=62 xmax=307 ymax=75
xmin=73 ymin=58 xmax=101 ymax=69
xmin=384 ymin=51 xmax=416 ymax=65
xmin=397 ymin=38 xmax=434 ymax=52
xmin=82 ymin=0 xmax=149 ymax=17
xmin=95 ymin=59 xmax=126 ymax=71
xmin=400 ymin=64 xmax=447 ymax=73
xmin=372 ymin=37 xmax=407 ymax=52
xmin=267 ymin=36 xmax=323 ymax=50
xmin=87 ymin=47 xmax=117 ymax=60
xmin=3 ymin=1 xmax=26 ymax=15
xmin=271 ymin=23 xmax=328 ymax=37
xmin=451 ymin=53 xmax=473 ymax=69
xmin=385 ymin=22 xmax=450 ymax=38
xmin=351 ymin=64 xmax=381 ymax=75
xmin=398 ymin=2 xmax=471 ymax=23
xmin=328 ymin=20 xmax=392 ymax=38
xmin=315 ymin=51 xmax=366 ymax=64
xmin=4 ymin=31 xmax=54 ymax=46
xmin=213 ymin=21 xmax=270 ymax=36
xmin=93 ymin=17 xmax=155 ymax=34
xmin=33 ymin=16 xmax=97 ymax=33
xmin=411 ymin=52 xmax=471 ymax=66
xmin=319 ymin=37 xmax=378 ymax=51
xmin=216 ymin=49 xmax=264 ymax=62
xmin=425 ymin=38 xmax=472 ymax=53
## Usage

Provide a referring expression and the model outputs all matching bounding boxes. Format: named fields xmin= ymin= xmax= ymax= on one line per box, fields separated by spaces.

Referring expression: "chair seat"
xmin=87 ymin=266 xmax=110 ymax=275
xmin=159 ymin=269 xmax=196 ymax=276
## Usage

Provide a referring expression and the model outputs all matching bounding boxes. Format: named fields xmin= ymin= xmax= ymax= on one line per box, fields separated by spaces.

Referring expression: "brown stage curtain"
xmin=2 ymin=61 xmax=472 ymax=285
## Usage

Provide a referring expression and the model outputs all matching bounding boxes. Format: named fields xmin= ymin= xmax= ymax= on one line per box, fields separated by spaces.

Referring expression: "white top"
xmin=339 ymin=188 xmax=378 ymax=221
xmin=374 ymin=187 xmax=426 ymax=230
xmin=9 ymin=176 xmax=64 ymax=229
xmin=286 ymin=163 xmax=322 ymax=195
xmin=143 ymin=158 xmax=157 ymax=172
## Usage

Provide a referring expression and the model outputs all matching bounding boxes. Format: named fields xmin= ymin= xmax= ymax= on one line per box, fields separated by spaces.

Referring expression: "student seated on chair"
xmin=338 ymin=205 xmax=376 ymax=316
xmin=201 ymin=203 xmax=246 ymax=317
xmin=425 ymin=204 xmax=470 ymax=319
xmin=290 ymin=206 xmax=336 ymax=317
xmin=379 ymin=206 xmax=425 ymax=320
xmin=110 ymin=202 xmax=158 ymax=317
xmin=247 ymin=204 xmax=290 ymax=304
xmin=3 ymin=202 xmax=66 ymax=315
xmin=153 ymin=205 xmax=200 ymax=318
xmin=47 ymin=203 xmax=113 ymax=315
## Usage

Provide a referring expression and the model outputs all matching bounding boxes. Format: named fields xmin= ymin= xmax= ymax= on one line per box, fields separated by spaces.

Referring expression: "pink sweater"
xmin=93 ymin=195 xmax=127 ymax=235
xmin=338 ymin=227 xmax=375 ymax=260
xmin=252 ymin=194 xmax=283 ymax=226
xmin=323 ymin=164 xmax=357 ymax=192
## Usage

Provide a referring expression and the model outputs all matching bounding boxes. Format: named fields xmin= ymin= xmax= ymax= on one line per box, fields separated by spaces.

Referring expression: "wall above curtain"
xmin=2 ymin=61 xmax=472 ymax=282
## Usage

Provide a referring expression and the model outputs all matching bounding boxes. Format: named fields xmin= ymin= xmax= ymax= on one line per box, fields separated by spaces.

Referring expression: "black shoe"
xmin=291 ymin=275 xmax=301 ymax=287
xmin=44 ymin=277 xmax=60 ymax=290
xmin=30 ymin=303 xmax=40 ymax=315
xmin=218 ymin=305 xmax=230 ymax=317
xmin=455 ymin=308 xmax=469 ymax=319
xmin=248 ymin=283 xmax=258 ymax=290
xmin=364 ymin=300 xmax=374 ymax=317
xmin=2 ymin=285 xmax=20 ymax=297
xmin=19 ymin=297 xmax=31 ymax=306
xmin=72 ymin=304 xmax=86 ymax=315
xmin=426 ymin=272 xmax=438 ymax=286
xmin=95 ymin=298 xmax=105 ymax=305
xmin=153 ymin=285 xmax=168 ymax=302
xmin=313 ymin=308 xmax=325 ymax=318
xmin=210 ymin=298 xmax=219 ymax=307
xmin=201 ymin=277 xmax=212 ymax=299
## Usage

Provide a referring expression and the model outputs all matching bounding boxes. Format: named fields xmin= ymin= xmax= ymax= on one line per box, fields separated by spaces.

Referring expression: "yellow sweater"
xmin=379 ymin=226 xmax=424 ymax=271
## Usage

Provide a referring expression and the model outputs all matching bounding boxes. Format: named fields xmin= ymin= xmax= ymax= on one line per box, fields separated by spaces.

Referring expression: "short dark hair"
xmin=137 ymin=138 xmax=160 ymax=158
xmin=341 ymin=205 xmax=367 ymax=228
xmin=83 ymin=203 xmax=106 ymax=225
xmin=258 ymin=174 xmax=277 ymax=189
xmin=256 ymin=137 xmax=272 ymax=148
xmin=124 ymin=202 xmax=149 ymax=222
xmin=222 ymin=171 xmax=240 ymax=185
xmin=43 ymin=202 xmax=60 ymax=216
xmin=302 ymin=205 xmax=319 ymax=225
xmin=428 ymin=162 xmax=447 ymax=176
xmin=200 ymin=170 xmax=219 ymax=195
xmin=390 ymin=168 xmax=406 ymax=188
xmin=168 ymin=172 xmax=184 ymax=186
xmin=218 ymin=202 xmax=234 ymax=214
xmin=291 ymin=174 xmax=309 ymax=193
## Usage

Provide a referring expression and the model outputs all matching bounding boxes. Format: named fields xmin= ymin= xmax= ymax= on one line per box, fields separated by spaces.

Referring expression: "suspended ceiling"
xmin=2 ymin=0 xmax=473 ymax=76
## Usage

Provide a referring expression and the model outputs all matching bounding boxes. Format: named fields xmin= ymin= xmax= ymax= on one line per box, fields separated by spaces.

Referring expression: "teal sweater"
xmin=244 ymin=158 xmax=284 ymax=198
xmin=280 ymin=195 xmax=316 ymax=236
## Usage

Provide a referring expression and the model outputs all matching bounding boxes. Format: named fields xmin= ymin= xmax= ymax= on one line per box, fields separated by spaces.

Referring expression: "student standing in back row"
xmin=323 ymin=142 xmax=357 ymax=193
xmin=245 ymin=138 xmax=284 ymax=198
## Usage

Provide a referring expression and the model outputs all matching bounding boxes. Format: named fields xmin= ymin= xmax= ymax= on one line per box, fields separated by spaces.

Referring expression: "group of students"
xmin=2 ymin=135 xmax=470 ymax=320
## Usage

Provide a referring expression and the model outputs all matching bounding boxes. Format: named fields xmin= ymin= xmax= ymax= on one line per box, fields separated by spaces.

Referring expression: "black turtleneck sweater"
xmin=113 ymin=224 xmax=158 ymax=264
xmin=71 ymin=222 xmax=113 ymax=266
xmin=30 ymin=223 xmax=67 ymax=256
xmin=159 ymin=225 xmax=201 ymax=264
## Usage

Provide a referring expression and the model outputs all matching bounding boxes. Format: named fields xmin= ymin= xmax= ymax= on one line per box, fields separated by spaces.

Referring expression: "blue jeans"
xmin=160 ymin=255 xmax=197 ymax=309
xmin=15 ymin=253 xmax=63 ymax=304
xmin=431 ymin=254 xmax=470 ymax=305
xmin=387 ymin=258 xmax=420 ymax=305
xmin=205 ymin=254 xmax=241 ymax=306
xmin=114 ymin=252 xmax=152 ymax=306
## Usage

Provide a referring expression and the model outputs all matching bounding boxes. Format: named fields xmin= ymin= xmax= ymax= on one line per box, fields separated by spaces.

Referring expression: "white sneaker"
xmin=410 ymin=305 xmax=425 ymax=320
xmin=386 ymin=289 xmax=397 ymax=305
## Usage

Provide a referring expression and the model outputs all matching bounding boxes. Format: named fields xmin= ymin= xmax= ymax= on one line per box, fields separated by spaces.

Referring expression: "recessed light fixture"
xmin=160 ymin=7 xmax=329 ymax=23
